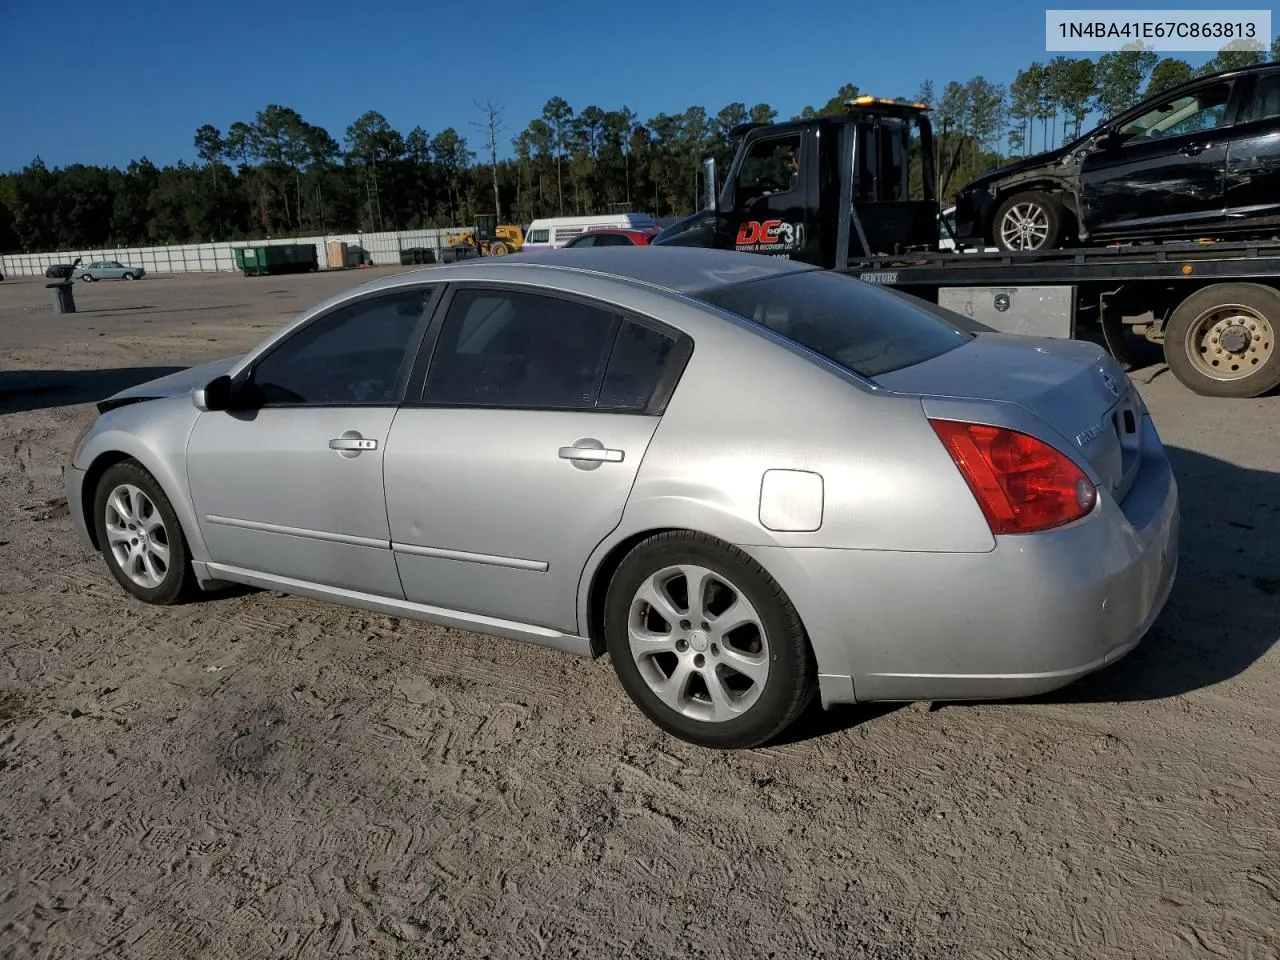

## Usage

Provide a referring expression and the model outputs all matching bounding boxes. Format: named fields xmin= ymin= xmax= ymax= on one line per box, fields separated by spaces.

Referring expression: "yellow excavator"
xmin=443 ymin=214 xmax=524 ymax=259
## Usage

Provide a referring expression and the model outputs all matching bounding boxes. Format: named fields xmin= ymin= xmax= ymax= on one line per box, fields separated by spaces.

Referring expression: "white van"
xmin=521 ymin=213 xmax=658 ymax=251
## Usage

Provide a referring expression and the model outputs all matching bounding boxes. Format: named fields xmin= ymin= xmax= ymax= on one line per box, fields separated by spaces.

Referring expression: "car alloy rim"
xmin=104 ymin=483 xmax=170 ymax=589
xmin=1185 ymin=303 xmax=1275 ymax=381
xmin=628 ymin=564 xmax=770 ymax=723
xmin=999 ymin=202 xmax=1050 ymax=250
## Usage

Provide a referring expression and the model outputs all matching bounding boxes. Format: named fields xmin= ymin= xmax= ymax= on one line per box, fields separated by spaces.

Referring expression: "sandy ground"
xmin=0 ymin=268 xmax=1278 ymax=960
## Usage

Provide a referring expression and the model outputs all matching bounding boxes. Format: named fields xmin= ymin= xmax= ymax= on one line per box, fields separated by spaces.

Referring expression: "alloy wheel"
xmin=999 ymin=202 xmax=1050 ymax=250
xmin=627 ymin=564 xmax=770 ymax=722
xmin=104 ymin=483 xmax=171 ymax=589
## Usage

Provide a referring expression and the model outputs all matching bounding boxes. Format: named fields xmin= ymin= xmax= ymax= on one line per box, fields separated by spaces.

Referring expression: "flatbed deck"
xmin=843 ymin=240 xmax=1280 ymax=286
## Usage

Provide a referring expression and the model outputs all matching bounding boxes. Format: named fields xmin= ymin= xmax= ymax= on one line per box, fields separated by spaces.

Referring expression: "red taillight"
xmin=928 ymin=419 xmax=1098 ymax=535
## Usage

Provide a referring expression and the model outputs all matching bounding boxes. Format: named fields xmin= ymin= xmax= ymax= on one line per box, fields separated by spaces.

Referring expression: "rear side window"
xmin=599 ymin=321 xmax=677 ymax=410
xmin=526 ymin=229 xmax=550 ymax=244
xmin=694 ymin=270 xmax=968 ymax=378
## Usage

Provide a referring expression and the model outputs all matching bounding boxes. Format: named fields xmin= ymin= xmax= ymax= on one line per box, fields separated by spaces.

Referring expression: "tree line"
xmin=1 ymin=40 xmax=1275 ymax=254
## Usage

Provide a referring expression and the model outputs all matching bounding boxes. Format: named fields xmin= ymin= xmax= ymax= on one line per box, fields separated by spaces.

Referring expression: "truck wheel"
xmin=994 ymin=191 xmax=1062 ymax=252
xmin=489 ymin=241 xmax=510 ymax=256
xmin=1165 ymin=283 xmax=1280 ymax=398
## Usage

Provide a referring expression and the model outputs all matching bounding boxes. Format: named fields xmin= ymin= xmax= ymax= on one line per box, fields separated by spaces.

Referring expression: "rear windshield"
xmin=693 ymin=269 xmax=969 ymax=378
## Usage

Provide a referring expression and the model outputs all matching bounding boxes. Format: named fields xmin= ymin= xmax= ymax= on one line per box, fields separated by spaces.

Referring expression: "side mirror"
xmin=702 ymin=156 xmax=719 ymax=214
xmin=1092 ymin=129 xmax=1119 ymax=149
xmin=193 ymin=374 xmax=234 ymax=412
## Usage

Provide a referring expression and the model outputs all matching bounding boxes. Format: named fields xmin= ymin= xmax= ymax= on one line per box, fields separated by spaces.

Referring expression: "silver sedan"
xmin=65 ymin=248 xmax=1179 ymax=748
xmin=73 ymin=260 xmax=146 ymax=281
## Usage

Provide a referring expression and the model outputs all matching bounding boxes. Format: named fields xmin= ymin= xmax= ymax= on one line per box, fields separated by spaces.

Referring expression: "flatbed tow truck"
xmin=653 ymin=97 xmax=1280 ymax=399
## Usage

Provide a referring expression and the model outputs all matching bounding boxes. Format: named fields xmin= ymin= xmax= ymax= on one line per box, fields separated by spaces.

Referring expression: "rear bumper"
xmin=753 ymin=416 xmax=1180 ymax=705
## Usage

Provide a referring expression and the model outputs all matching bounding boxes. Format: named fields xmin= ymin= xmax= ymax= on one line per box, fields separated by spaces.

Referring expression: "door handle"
xmin=558 ymin=445 xmax=624 ymax=462
xmin=1180 ymin=142 xmax=1209 ymax=156
xmin=329 ymin=436 xmax=378 ymax=451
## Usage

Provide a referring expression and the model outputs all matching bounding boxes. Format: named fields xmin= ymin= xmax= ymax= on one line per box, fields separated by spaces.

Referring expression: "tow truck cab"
xmin=653 ymin=97 xmax=942 ymax=265
xmin=653 ymin=96 xmax=1280 ymax=401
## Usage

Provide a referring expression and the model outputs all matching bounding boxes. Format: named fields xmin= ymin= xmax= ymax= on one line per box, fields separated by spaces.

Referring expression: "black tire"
xmin=489 ymin=241 xmax=510 ymax=257
xmin=122 ymin=272 xmax=135 ymax=280
xmin=81 ymin=273 xmax=95 ymax=282
xmin=992 ymin=190 xmax=1063 ymax=252
xmin=92 ymin=461 xmax=198 ymax=605
xmin=1163 ymin=282 xmax=1280 ymax=398
xmin=604 ymin=532 xmax=817 ymax=749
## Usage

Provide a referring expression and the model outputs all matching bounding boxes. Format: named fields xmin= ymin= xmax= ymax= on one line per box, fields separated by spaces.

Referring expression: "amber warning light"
xmin=848 ymin=95 xmax=930 ymax=110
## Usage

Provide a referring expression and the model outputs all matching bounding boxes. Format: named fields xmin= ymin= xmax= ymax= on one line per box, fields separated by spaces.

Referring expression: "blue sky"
xmin=0 ymin=0 xmax=1241 ymax=173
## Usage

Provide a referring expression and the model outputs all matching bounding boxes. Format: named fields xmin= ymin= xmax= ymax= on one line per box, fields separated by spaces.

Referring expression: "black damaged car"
xmin=952 ymin=62 xmax=1280 ymax=252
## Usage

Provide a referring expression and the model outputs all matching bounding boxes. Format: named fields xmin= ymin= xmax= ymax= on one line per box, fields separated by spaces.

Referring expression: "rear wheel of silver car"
xmin=92 ymin=461 xmax=197 ymax=605
xmin=994 ymin=191 xmax=1062 ymax=252
xmin=604 ymin=532 xmax=817 ymax=749
xmin=1165 ymin=283 xmax=1280 ymax=398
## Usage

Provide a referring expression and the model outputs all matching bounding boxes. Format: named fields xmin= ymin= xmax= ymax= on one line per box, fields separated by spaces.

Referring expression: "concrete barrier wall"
xmin=0 ymin=227 xmax=466 ymax=278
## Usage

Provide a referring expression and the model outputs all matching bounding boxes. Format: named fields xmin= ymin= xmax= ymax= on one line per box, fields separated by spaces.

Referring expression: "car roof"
xmin=365 ymin=246 xmax=819 ymax=296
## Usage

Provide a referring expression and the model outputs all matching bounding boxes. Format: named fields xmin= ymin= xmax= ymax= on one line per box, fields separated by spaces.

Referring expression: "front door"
xmin=384 ymin=285 xmax=690 ymax=633
xmin=186 ymin=285 xmax=436 ymax=597
xmin=723 ymin=129 xmax=812 ymax=262
xmin=1080 ymin=79 xmax=1235 ymax=237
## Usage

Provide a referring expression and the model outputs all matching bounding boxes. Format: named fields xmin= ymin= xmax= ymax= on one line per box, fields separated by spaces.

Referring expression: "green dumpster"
xmin=233 ymin=243 xmax=319 ymax=277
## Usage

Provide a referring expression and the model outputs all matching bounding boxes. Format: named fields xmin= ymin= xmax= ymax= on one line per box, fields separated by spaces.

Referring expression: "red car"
xmin=561 ymin=228 xmax=658 ymax=248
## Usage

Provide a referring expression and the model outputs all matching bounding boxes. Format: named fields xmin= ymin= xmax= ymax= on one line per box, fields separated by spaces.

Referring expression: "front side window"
xmin=526 ymin=229 xmax=550 ymax=244
xmin=694 ymin=269 xmax=968 ymax=379
xmin=1118 ymin=82 xmax=1232 ymax=141
xmin=249 ymin=288 xmax=432 ymax=406
xmin=734 ymin=134 xmax=801 ymax=200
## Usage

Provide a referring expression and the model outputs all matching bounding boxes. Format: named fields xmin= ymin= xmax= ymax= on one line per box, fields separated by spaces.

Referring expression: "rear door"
xmin=1225 ymin=70 xmax=1280 ymax=223
xmin=1080 ymin=78 xmax=1237 ymax=236
xmin=383 ymin=284 xmax=691 ymax=633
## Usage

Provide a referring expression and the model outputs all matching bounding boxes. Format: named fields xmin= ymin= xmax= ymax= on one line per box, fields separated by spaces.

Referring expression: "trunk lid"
xmin=874 ymin=333 xmax=1143 ymax=501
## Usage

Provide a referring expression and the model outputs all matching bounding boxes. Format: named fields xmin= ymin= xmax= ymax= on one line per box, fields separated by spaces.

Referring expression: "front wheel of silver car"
xmin=604 ymin=532 xmax=817 ymax=749
xmin=92 ymin=461 xmax=197 ymax=605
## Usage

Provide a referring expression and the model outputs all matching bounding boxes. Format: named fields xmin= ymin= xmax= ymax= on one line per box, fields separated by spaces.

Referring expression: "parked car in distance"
xmin=74 ymin=260 xmax=146 ymax=281
xmin=953 ymin=62 xmax=1280 ymax=252
xmin=66 ymin=247 xmax=1178 ymax=749
xmin=562 ymin=228 xmax=659 ymax=248
xmin=522 ymin=213 xmax=659 ymax=251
